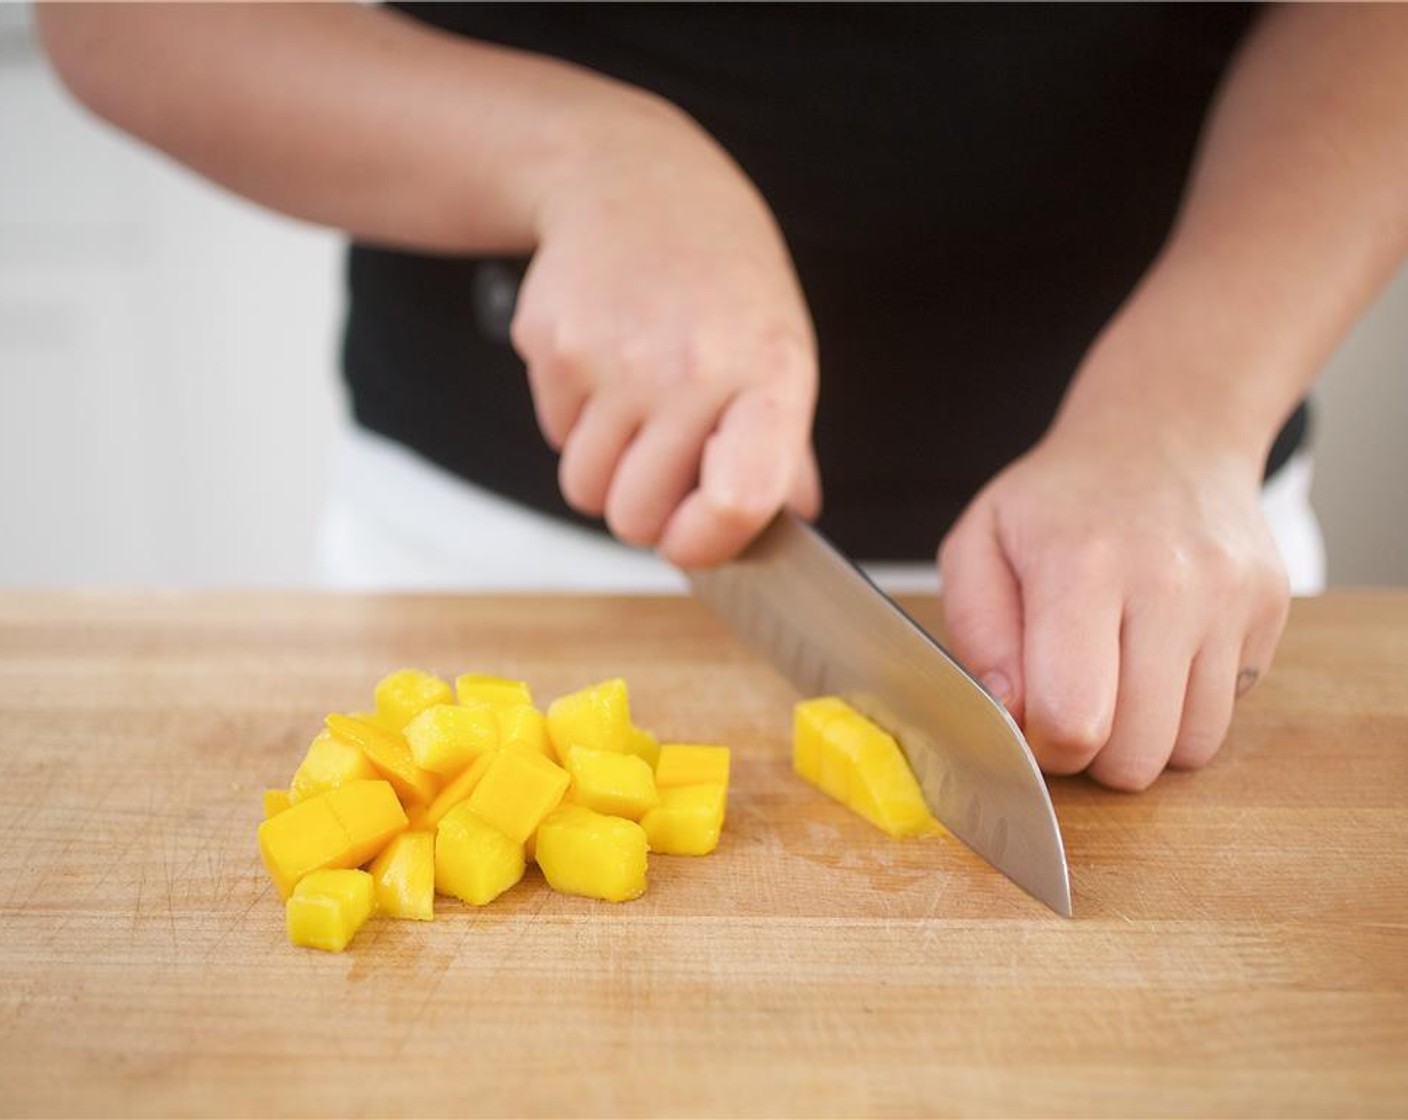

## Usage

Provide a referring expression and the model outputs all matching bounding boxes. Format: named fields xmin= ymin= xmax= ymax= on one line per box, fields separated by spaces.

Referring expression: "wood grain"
xmin=1 ymin=591 xmax=1405 ymax=1118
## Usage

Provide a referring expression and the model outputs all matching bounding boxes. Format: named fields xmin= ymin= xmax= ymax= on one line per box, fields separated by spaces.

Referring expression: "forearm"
xmin=1055 ymin=3 xmax=1408 ymax=468
xmin=37 ymin=2 xmax=688 ymax=253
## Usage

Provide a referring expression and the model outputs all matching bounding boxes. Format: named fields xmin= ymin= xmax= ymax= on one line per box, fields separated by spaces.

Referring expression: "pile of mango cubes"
xmin=258 ymin=671 xmax=729 ymax=952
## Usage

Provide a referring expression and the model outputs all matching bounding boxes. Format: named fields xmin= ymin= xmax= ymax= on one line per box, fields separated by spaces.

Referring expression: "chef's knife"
xmin=686 ymin=510 xmax=1072 ymax=917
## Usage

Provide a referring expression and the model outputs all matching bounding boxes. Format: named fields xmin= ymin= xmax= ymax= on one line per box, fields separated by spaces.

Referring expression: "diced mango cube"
xmin=536 ymin=805 xmax=648 ymax=902
xmin=793 ymin=697 xmax=942 ymax=838
xmin=352 ymin=709 xmax=406 ymax=734
xmin=456 ymin=673 xmax=534 ymax=710
xmin=839 ymin=719 xmax=938 ymax=838
xmin=497 ymin=704 xmax=553 ymax=759
xmin=466 ymin=751 xmax=570 ymax=844
xmin=403 ymin=703 xmax=498 ymax=777
xmin=624 ymin=725 xmax=661 ymax=772
xmin=565 ymin=747 xmax=660 ymax=821
xmin=813 ymin=707 xmax=863 ymax=804
xmin=654 ymin=744 xmax=730 ymax=789
xmin=793 ymin=697 xmax=851 ymax=787
xmin=434 ymin=804 xmax=524 ymax=906
xmin=639 ymin=783 xmax=727 ymax=856
xmin=263 ymin=789 xmax=291 ymax=819
xmin=369 ymin=831 xmax=434 ymax=921
xmin=289 ymin=728 xmax=379 ymax=804
xmin=325 ymin=713 xmax=440 ymax=807
xmin=546 ymin=678 xmax=631 ymax=761
xmin=286 ymin=869 xmax=376 ymax=952
xmin=374 ymin=668 xmax=454 ymax=730
xmin=424 ymin=750 xmax=497 ymax=828
xmin=258 ymin=779 xmax=408 ymax=897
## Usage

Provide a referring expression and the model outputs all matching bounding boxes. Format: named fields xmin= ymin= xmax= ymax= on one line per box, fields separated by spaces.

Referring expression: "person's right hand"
xmin=511 ymin=98 xmax=821 ymax=567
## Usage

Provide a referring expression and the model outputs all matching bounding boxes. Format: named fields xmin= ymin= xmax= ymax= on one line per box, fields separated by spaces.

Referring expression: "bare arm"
xmin=1059 ymin=1 xmax=1408 ymax=462
xmin=39 ymin=2 xmax=821 ymax=563
xmin=940 ymin=3 xmax=1408 ymax=790
xmin=37 ymin=2 xmax=679 ymax=252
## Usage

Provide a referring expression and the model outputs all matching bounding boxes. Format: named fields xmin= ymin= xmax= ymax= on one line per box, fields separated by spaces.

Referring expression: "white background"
xmin=2 ymin=8 xmax=1405 ymax=588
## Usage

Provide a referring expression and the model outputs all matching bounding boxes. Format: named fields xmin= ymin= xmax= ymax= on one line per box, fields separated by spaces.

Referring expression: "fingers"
xmin=522 ymin=354 xmax=586 ymax=454
xmin=557 ymin=397 xmax=638 ymax=517
xmin=937 ymin=506 xmax=1026 ymax=722
xmin=658 ymin=385 xmax=811 ymax=567
xmin=1085 ymin=602 xmax=1196 ymax=791
xmin=1168 ymin=559 xmax=1290 ymax=771
xmin=604 ymin=404 xmax=716 ymax=546
xmin=1239 ymin=559 xmax=1292 ymax=692
xmin=1167 ymin=634 xmax=1240 ymax=771
xmin=1020 ymin=549 xmax=1123 ymax=777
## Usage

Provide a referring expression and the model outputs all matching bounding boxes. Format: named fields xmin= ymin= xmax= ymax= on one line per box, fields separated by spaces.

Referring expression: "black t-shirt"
xmin=343 ymin=3 xmax=1307 ymax=561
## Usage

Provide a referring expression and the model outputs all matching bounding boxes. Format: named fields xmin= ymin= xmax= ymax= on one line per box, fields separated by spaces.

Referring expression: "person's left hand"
xmin=937 ymin=413 xmax=1291 ymax=791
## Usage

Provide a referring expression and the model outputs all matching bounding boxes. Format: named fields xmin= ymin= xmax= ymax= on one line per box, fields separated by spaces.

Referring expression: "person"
xmin=38 ymin=4 xmax=1408 ymax=791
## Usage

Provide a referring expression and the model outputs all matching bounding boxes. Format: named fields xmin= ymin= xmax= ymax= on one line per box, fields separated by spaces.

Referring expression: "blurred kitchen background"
xmin=2 ymin=7 xmax=1405 ymax=588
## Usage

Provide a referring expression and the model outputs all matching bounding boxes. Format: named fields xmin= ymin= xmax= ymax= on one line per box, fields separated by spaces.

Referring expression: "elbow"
xmin=35 ymin=6 xmax=142 ymax=127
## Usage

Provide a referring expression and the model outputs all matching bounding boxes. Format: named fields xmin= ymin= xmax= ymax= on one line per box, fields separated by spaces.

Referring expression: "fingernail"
xmin=982 ymin=671 xmax=1013 ymax=707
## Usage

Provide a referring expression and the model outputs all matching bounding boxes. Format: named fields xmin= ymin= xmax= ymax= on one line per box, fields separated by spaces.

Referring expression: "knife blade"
xmin=686 ymin=510 xmax=1072 ymax=917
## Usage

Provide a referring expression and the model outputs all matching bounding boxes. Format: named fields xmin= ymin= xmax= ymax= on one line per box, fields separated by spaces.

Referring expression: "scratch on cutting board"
xmin=130 ymin=859 xmax=146 ymax=942
xmin=46 ymin=824 xmax=146 ymax=939
xmin=159 ymin=820 xmax=179 ymax=956
xmin=8 ymin=780 xmax=116 ymax=917
xmin=201 ymin=879 xmax=272 ymax=963
xmin=391 ymin=914 xmax=483 ymax=1059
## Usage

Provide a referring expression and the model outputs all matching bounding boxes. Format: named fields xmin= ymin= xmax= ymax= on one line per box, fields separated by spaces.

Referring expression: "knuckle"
xmin=1139 ymin=542 xmax=1196 ymax=598
xmin=558 ymin=461 xmax=603 ymax=517
xmin=1169 ymin=729 xmax=1223 ymax=771
xmin=1199 ymin=541 xmax=1246 ymax=588
xmin=1259 ymin=559 xmax=1292 ymax=612
xmin=756 ymin=321 xmax=816 ymax=383
xmin=1026 ymin=693 xmax=1111 ymax=773
xmin=527 ymin=352 xmax=576 ymax=398
xmin=705 ymin=485 xmax=775 ymax=525
xmin=605 ymin=503 xmax=661 ymax=548
xmin=1089 ymin=754 xmax=1162 ymax=793
xmin=1041 ymin=535 xmax=1119 ymax=588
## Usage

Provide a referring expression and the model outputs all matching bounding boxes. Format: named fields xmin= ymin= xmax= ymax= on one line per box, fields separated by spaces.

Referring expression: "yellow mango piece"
xmin=835 ymin=713 xmax=939 ymax=838
xmin=424 ymin=750 xmax=497 ymax=828
xmin=640 ymin=783 xmax=727 ymax=856
xmin=289 ymin=728 xmax=379 ymax=805
xmin=263 ymin=789 xmax=291 ymax=820
xmin=258 ymin=779 xmax=408 ymax=898
xmin=352 ymin=709 xmax=405 ymax=734
xmin=434 ymin=803 xmax=525 ymax=906
xmin=536 ymin=805 xmax=648 ymax=902
xmin=403 ymin=702 xmax=498 ymax=778
xmin=654 ymin=744 xmax=730 ymax=789
xmin=793 ymin=697 xmax=942 ymax=838
xmin=793 ymin=697 xmax=852 ymax=787
xmin=374 ymin=668 xmax=454 ymax=730
xmin=497 ymin=704 xmax=553 ymax=759
xmin=369 ymin=831 xmax=434 ymax=921
xmin=455 ymin=673 xmax=534 ymax=710
xmin=565 ymin=746 xmax=660 ymax=821
xmin=466 ymin=750 xmax=570 ymax=844
xmin=546 ymin=678 xmax=632 ymax=761
xmin=286 ymin=869 xmax=376 ymax=952
xmin=624 ymin=725 xmax=661 ymax=772
xmin=325 ymin=713 xmax=440 ymax=807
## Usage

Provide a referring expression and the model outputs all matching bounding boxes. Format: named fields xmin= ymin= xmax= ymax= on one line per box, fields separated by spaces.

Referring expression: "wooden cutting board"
xmin=1 ymin=591 xmax=1405 ymax=1117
